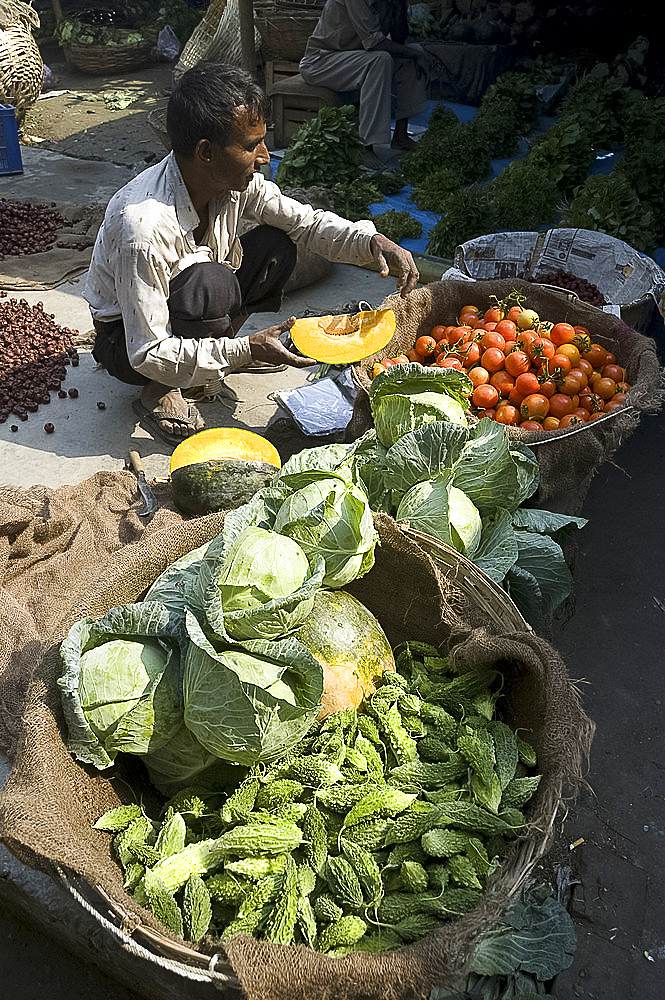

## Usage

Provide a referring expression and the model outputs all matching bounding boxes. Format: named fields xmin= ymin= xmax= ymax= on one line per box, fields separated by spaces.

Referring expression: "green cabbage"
xmin=396 ymin=475 xmax=482 ymax=558
xmin=272 ymin=473 xmax=377 ymax=588
xmin=182 ymin=610 xmax=322 ymax=767
xmin=140 ymin=721 xmax=246 ymax=798
xmin=57 ymin=602 xmax=183 ymax=769
xmin=368 ymin=363 xmax=471 ymax=448
xmin=217 ymin=526 xmax=310 ymax=612
xmin=195 ymin=526 xmax=325 ymax=642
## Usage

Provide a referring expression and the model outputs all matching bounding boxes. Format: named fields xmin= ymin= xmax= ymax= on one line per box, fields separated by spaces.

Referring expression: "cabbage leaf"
xmin=58 ymin=601 xmax=183 ymax=769
xmin=182 ymin=611 xmax=322 ymax=767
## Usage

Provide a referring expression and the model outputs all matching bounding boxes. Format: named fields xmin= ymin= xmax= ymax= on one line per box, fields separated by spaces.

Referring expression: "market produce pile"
xmin=55 ymin=395 xmax=585 ymax=955
xmin=373 ymin=289 xmax=632 ymax=431
xmin=91 ymin=643 xmax=541 ymax=952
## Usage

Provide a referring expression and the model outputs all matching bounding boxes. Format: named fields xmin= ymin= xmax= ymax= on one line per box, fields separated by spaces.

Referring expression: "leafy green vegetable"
xmin=368 ymin=363 xmax=471 ymax=448
xmin=182 ymin=611 xmax=323 ymax=767
xmin=272 ymin=472 xmax=377 ymax=589
xmin=396 ymin=476 xmax=482 ymax=558
xmin=191 ymin=527 xmax=325 ymax=643
xmin=58 ymin=602 xmax=183 ymax=769
xmin=343 ymin=418 xmax=585 ymax=627
xmin=217 ymin=527 xmax=310 ymax=612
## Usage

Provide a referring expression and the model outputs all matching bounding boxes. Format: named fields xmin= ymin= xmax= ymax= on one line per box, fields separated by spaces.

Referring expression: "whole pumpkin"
xmin=296 ymin=589 xmax=395 ymax=719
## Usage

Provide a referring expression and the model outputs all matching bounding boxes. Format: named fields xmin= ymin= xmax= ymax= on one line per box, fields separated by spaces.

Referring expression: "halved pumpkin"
xmin=296 ymin=588 xmax=396 ymax=720
xmin=290 ymin=308 xmax=396 ymax=365
xmin=169 ymin=427 xmax=281 ymax=515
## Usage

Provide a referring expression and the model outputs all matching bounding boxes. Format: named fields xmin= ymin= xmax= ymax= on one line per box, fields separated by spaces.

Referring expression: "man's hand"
xmin=370 ymin=233 xmax=420 ymax=297
xmin=248 ymin=316 xmax=315 ymax=368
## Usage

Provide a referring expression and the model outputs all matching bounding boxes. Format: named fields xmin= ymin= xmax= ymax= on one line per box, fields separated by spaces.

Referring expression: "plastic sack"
xmin=157 ymin=24 xmax=181 ymax=61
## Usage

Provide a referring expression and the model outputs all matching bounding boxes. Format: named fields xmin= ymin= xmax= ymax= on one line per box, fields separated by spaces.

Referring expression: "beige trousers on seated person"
xmin=299 ymin=48 xmax=428 ymax=147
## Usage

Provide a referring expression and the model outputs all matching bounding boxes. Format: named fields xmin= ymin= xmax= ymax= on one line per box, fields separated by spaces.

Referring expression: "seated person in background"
xmin=84 ymin=62 xmax=419 ymax=445
xmin=299 ymin=0 xmax=428 ymax=163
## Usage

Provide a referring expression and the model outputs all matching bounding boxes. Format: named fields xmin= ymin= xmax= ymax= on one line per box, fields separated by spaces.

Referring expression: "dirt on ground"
xmin=20 ymin=51 xmax=174 ymax=169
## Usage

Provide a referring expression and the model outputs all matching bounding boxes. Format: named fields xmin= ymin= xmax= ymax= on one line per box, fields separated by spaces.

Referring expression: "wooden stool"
xmin=269 ymin=73 xmax=341 ymax=148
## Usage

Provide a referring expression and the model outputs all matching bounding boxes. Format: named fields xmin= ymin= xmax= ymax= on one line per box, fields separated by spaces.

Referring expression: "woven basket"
xmin=62 ymin=39 xmax=152 ymax=75
xmin=0 ymin=0 xmax=42 ymax=122
xmin=255 ymin=14 xmax=319 ymax=61
xmin=402 ymin=526 xmax=532 ymax=636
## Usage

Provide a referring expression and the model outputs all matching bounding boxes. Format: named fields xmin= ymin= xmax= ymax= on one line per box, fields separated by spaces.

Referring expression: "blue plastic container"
xmin=0 ymin=105 xmax=23 ymax=176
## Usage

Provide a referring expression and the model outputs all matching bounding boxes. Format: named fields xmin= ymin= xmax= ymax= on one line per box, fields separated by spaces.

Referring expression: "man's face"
xmin=208 ymin=107 xmax=270 ymax=193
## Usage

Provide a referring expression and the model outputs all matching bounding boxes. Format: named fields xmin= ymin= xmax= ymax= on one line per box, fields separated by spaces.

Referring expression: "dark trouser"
xmin=92 ymin=225 xmax=297 ymax=386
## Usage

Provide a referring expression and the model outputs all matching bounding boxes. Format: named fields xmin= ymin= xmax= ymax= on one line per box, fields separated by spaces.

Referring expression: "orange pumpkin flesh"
xmin=169 ymin=427 xmax=281 ymax=474
xmin=290 ymin=308 xmax=396 ymax=365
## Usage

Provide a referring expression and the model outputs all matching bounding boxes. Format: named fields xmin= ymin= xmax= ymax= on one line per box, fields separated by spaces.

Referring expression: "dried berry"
xmin=68 ymin=387 xmax=79 ymax=398
xmin=44 ymin=422 xmax=55 ymax=433
xmin=96 ymin=401 xmax=106 ymax=410
xmin=58 ymin=389 xmax=67 ymax=398
xmin=10 ymin=424 xmax=18 ymax=432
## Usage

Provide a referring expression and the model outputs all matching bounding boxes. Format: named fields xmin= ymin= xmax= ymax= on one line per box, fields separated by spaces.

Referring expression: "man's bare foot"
xmin=135 ymin=383 xmax=205 ymax=443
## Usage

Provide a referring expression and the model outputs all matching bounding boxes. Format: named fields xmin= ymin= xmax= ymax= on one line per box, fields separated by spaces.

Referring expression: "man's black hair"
xmin=167 ymin=62 xmax=270 ymax=156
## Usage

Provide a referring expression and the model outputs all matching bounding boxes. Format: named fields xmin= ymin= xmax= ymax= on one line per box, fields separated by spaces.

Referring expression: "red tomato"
xmin=520 ymin=393 xmax=550 ymax=421
xmin=430 ymin=325 xmax=448 ymax=342
xmin=520 ymin=420 xmax=545 ymax=432
xmin=573 ymin=328 xmax=591 ymax=354
xmin=503 ymin=340 xmax=517 ymax=355
xmin=548 ymin=393 xmax=575 ymax=419
xmin=559 ymin=372 xmax=584 ymax=396
xmin=481 ymin=330 xmax=506 ymax=352
xmin=481 ymin=347 xmax=506 ymax=373
xmin=491 ymin=371 xmax=515 ymax=398
xmin=558 ymin=413 xmax=587 ymax=429
xmin=528 ymin=337 xmax=556 ymax=366
xmin=514 ymin=372 xmax=542 ymax=397
xmin=550 ymin=322 xmax=576 ymax=346
xmin=484 ymin=305 xmax=504 ymax=324
xmin=468 ymin=366 xmax=490 ymax=387
xmin=556 ymin=343 xmax=581 ymax=366
xmin=569 ymin=367 xmax=589 ymax=391
xmin=447 ymin=326 xmax=470 ymax=345
xmin=539 ymin=378 xmax=557 ymax=398
xmin=504 ymin=350 xmax=531 ymax=377
xmin=579 ymin=392 xmax=604 ymax=414
xmin=594 ymin=377 xmax=617 ymax=401
xmin=472 ymin=383 xmax=500 ymax=409
xmin=542 ymin=416 xmax=560 ymax=430
xmin=506 ymin=305 xmax=524 ymax=323
xmin=550 ymin=353 xmax=572 ymax=377
xmin=515 ymin=329 xmax=539 ymax=351
xmin=583 ymin=343 xmax=608 ymax=368
xmin=458 ymin=341 xmax=482 ymax=368
xmin=495 ymin=319 xmax=518 ymax=340
xmin=436 ymin=356 xmax=464 ymax=370
xmin=406 ymin=348 xmax=421 ymax=363
xmin=415 ymin=335 xmax=437 ymax=358
xmin=495 ymin=403 xmax=520 ymax=425
xmin=602 ymin=364 xmax=624 ymax=383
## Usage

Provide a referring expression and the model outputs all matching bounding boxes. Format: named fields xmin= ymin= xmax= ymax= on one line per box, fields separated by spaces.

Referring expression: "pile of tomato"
xmin=374 ymin=296 xmax=631 ymax=431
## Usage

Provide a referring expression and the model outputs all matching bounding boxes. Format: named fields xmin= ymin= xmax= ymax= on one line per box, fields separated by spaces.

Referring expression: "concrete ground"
xmin=1 ymin=51 xmax=664 ymax=1000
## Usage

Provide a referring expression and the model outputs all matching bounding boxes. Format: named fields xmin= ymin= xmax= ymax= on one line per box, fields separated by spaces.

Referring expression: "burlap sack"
xmin=0 ymin=472 xmax=594 ymax=1000
xmin=348 ymin=277 xmax=665 ymax=515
